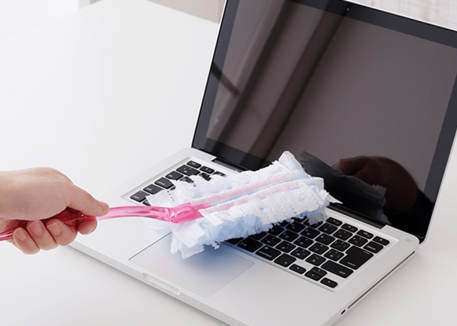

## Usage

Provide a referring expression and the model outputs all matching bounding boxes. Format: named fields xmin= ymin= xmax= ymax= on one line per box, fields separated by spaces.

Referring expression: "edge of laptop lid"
xmin=191 ymin=0 xmax=457 ymax=243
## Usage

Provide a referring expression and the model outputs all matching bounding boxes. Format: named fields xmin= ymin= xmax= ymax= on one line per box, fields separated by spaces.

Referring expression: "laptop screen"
xmin=193 ymin=0 xmax=457 ymax=241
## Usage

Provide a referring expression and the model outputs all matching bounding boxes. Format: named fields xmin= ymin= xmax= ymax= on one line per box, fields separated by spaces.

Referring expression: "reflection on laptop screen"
xmin=194 ymin=0 xmax=457 ymax=241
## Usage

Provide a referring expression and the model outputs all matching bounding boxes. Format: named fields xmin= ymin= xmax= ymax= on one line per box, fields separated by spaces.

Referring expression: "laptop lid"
xmin=192 ymin=0 xmax=457 ymax=242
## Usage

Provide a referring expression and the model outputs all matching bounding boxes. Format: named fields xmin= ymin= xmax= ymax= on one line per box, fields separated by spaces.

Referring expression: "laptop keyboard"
xmin=228 ymin=217 xmax=390 ymax=289
xmin=129 ymin=160 xmax=226 ymax=204
xmin=128 ymin=159 xmax=391 ymax=290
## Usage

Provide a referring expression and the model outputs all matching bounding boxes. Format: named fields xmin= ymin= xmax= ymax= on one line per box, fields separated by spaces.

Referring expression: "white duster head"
xmin=147 ymin=151 xmax=338 ymax=258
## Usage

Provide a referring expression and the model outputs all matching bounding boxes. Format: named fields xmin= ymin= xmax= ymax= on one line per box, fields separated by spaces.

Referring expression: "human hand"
xmin=0 ymin=168 xmax=109 ymax=254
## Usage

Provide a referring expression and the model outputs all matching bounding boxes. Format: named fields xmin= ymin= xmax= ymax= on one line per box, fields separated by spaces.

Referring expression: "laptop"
xmin=72 ymin=0 xmax=457 ymax=325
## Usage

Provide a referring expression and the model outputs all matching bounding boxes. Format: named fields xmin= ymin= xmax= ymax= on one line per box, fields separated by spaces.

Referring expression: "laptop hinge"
xmin=329 ymin=203 xmax=386 ymax=229
xmin=212 ymin=157 xmax=247 ymax=173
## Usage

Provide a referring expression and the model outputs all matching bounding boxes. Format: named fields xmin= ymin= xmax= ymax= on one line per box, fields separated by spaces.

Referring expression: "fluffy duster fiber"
xmin=146 ymin=151 xmax=338 ymax=258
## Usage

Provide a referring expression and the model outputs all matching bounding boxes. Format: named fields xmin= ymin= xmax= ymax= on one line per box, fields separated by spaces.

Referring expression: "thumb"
xmin=66 ymin=185 xmax=110 ymax=217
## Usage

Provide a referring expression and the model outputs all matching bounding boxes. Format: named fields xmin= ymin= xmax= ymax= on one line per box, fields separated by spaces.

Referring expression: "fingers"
xmin=76 ymin=220 xmax=98 ymax=235
xmin=27 ymin=221 xmax=59 ymax=251
xmin=45 ymin=219 xmax=79 ymax=246
xmin=12 ymin=227 xmax=40 ymax=255
xmin=12 ymin=219 xmax=82 ymax=254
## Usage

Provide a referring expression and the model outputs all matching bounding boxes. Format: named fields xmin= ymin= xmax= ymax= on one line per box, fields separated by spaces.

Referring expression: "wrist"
xmin=0 ymin=171 xmax=15 ymax=220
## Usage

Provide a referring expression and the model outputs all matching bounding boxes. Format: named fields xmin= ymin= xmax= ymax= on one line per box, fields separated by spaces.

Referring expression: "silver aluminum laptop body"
xmin=72 ymin=1 xmax=457 ymax=325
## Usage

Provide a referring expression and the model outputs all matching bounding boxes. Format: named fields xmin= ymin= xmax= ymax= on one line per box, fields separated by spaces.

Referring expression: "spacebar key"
xmin=340 ymin=246 xmax=373 ymax=270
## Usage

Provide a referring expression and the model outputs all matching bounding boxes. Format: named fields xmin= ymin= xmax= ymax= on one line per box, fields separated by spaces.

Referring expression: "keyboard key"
xmin=238 ymin=238 xmax=262 ymax=252
xmin=331 ymin=240 xmax=351 ymax=252
xmin=287 ymin=221 xmax=306 ymax=233
xmin=165 ymin=171 xmax=183 ymax=180
xmin=200 ymin=166 xmax=215 ymax=174
xmin=318 ymin=223 xmax=338 ymax=234
xmin=130 ymin=190 xmax=148 ymax=202
xmin=226 ymin=238 xmax=241 ymax=244
xmin=373 ymin=236 xmax=390 ymax=246
xmin=322 ymin=261 xmax=353 ymax=278
xmin=305 ymin=267 xmax=327 ymax=281
xmin=261 ymin=234 xmax=281 ymax=246
xmin=342 ymin=223 xmax=358 ymax=233
xmin=309 ymin=243 xmax=328 ymax=255
xmin=143 ymin=184 xmax=162 ymax=195
xmin=274 ymin=254 xmax=296 ymax=267
xmin=180 ymin=176 xmax=193 ymax=183
xmin=155 ymin=177 xmax=174 ymax=189
xmin=327 ymin=217 xmax=343 ymax=226
xmin=213 ymin=171 xmax=226 ymax=177
xmin=364 ymin=241 xmax=384 ymax=253
xmin=316 ymin=234 xmax=335 ymax=245
xmin=278 ymin=220 xmax=289 ymax=227
xmin=333 ymin=229 xmax=352 ymax=241
xmin=256 ymin=246 xmax=281 ymax=260
xmin=199 ymin=173 xmax=211 ymax=181
xmin=301 ymin=227 xmax=320 ymax=239
xmin=357 ymin=230 xmax=374 ymax=239
xmin=290 ymin=247 xmax=311 ymax=259
xmin=187 ymin=161 xmax=201 ymax=168
xmin=177 ymin=165 xmax=200 ymax=176
xmin=276 ymin=241 xmax=296 ymax=253
xmin=305 ymin=254 xmax=326 ymax=266
xmin=268 ymin=225 xmax=284 ymax=236
xmin=321 ymin=278 xmax=338 ymax=288
xmin=290 ymin=264 xmax=306 ymax=274
xmin=307 ymin=221 xmax=323 ymax=228
xmin=340 ymin=246 xmax=373 ymax=270
xmin=324 ymin=249 xmax=344 ymax=261
xmin=249 ymin=232 xmax=266 ymax=241
xmin=279 ymin=230 xmax=299 ymax=242
xmin=294 ymin=236 xmax=313 ymax=248
xmin=348 ymin=235 xmax=369 ymax=247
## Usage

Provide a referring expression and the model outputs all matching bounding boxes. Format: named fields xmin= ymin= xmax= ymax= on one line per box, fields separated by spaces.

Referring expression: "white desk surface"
xmin=1 ymin=0 xmax=456 ymax=325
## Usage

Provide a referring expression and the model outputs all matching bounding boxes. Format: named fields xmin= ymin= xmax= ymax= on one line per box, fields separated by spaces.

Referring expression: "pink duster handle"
xmin=0 ymin=203 xmax=208 ymax=242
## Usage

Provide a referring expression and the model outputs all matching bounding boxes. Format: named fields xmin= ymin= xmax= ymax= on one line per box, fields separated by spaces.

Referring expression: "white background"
xmin=1 ymin=1 xmax=457 ymax=325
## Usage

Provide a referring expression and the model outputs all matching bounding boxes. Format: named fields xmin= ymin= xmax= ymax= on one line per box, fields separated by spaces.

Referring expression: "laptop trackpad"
xmin=129 ymin=234 xmax=253 ymax=298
